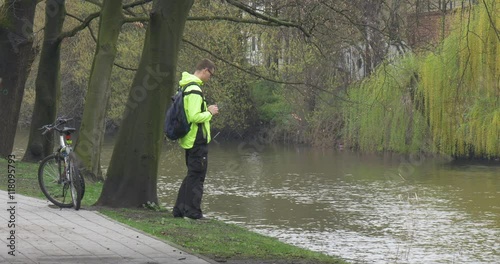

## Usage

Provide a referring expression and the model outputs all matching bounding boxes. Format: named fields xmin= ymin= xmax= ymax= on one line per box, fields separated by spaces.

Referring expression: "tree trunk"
xmin=361 ymin=0 xmax=384 ymax=76
xmin=0 ymin=0 xmax=37 ymax=158
xmin=75 ymin=0 xmax=123 ymax=182
xmin=23 ymin=0 xmax=65 ymax=162
xmin=96 ymin=0 xmax=194 ymax=208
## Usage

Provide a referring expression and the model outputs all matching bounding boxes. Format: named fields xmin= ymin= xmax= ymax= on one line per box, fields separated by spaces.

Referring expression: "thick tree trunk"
xmin=96 ymin=0 xmax=194 ymax=207
xmin=23 ymin=0 xmax=65 ymax=162
xmin=0 ymin=0 xmax=37 ymax=158
xmin=75 ymin=0 xmax=123 ymax=182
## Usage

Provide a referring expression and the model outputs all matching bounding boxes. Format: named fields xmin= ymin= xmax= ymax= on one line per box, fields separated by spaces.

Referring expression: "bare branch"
xmin=113 ymin=63 xmax=137 ymax=71
xmin=59 ymin=0 xmax=152 ymax=42
xmin=225 ymin=0 xmax=311 ymax=37
xmin=481 ymin=0 xmax=500 ymax=42
xmin=58 ymin=11 xmax=100 ymax=42
xmin=123 ymin=0 xmax=151 ymax=9
xmin=188 ymin=16 xmax=283 ymax=27
xmin=122 ymin=16 xmax=149 ymax=24
xmin=183 ymin=38 xmax=302 ymax=85
xmin=182 ymin=38 xmax=353 ymax=104
xmin=123 ymin=0 xmax=152 ymax=17
xmin=65 ymin=12 xmax=98 ymax=40
xmin=66 ymin=11 xmax=138 ymax=72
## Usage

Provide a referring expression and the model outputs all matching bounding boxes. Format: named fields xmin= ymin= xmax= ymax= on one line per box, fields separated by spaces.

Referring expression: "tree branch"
xmin=58 ymin=0 xmax=152 ymax=42
xmin=66 ymin=12 xmax=99 ymax=44
xmin=113 ymin=63 xmax=137 ymax=71
xmin=182 ymin=38 xmax=353 ymax=104
xmin=481 ymin=0 xmax=500 ymax=42
xmin=123 ymin=0 xmax=152 ymax=17
xmin=225 ymin=0 xmax=311 ymax=38
xmin=66 ymin=12 xmax=138 ymax=72
xmin=187 ymin=16 xmax=282 ymax=27
xmin=182 ymin=38 xmax=303 ymax=86
xmin=122 ymin=16 xmax=149 ymax=24
xmin=58 ymin=11 xmax=100 ymax=42
xmin=123 ymin=0 xmax=152 ymax=9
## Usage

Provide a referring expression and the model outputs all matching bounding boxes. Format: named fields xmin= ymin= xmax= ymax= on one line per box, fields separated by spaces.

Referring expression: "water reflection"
xmin=156 ymin=143 xmax=500 ymax=263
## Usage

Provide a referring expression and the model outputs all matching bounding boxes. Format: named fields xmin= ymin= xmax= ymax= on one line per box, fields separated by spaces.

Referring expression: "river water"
xmin=13 ymin=134 xmax=500 ymax=263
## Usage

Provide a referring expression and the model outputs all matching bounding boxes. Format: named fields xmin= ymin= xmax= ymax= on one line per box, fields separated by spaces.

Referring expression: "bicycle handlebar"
xmin=39 ymin=117 xmax=74 ymax=135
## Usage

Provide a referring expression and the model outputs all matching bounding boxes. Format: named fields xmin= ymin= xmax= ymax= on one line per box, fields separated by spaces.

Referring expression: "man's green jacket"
xmin=178 ymin=72 xmax=212 ymax=149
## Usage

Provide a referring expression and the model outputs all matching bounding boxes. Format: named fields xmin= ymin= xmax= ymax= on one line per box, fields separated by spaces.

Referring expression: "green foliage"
xmin=250 ymin=80 xmax=290 ymax=124
xmin=341 ymin=1 xmax=500 ymax=158
xmin=342 ymin=54 xmax=430 ymax=153
xmin=306 ymin=95 xmax=343 ymax=147
xmin=418 ymin=0 xmax=500 ymax=158
xmin=177 ymin=2 xmax=260 ymax=137
xmin=0 ymin=4 xmax=9 ymax=27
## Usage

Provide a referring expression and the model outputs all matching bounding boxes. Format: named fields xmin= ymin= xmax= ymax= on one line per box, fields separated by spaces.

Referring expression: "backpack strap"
xmin=180 ymin=82 xmax=206 ymax=111
xmin=180 ymin=82 xmax=203 ymax=97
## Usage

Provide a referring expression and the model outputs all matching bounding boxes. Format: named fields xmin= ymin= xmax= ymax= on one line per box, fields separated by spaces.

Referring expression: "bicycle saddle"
xmin=62 ymin=127 xmax=76 ymax=134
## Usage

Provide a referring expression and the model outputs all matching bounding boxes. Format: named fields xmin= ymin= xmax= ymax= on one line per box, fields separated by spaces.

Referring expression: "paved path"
xmin=0 ymin=190 xmax=213 ymax=264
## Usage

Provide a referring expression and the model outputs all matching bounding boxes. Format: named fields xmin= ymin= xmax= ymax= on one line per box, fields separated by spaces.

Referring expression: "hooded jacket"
xmin=178 ymin=72 xmax=212 ymax=149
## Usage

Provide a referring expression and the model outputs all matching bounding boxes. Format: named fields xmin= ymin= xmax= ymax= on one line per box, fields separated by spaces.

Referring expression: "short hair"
xmin=195 ymin=58 xmax=215 ymax=72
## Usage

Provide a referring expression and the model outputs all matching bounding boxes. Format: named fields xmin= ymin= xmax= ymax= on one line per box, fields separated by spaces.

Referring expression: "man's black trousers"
xmin=173 ymin=144 xmax=208 ymax=219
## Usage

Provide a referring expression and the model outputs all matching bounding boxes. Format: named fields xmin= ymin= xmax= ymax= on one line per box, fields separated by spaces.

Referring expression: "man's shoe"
xmin=172 ymin=207 xmax=183 ymax=218
xmin=172 ymin=212 xmax=183 ymax=218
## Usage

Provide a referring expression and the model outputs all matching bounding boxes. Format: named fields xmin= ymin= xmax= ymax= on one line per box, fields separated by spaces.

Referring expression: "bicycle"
xmin=37 ymin=117 xmax=85 ymax=210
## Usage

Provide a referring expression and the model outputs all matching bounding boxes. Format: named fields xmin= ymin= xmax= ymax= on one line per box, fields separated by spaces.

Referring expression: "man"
xmin=172 ymin=59 xmax=218 ymax=220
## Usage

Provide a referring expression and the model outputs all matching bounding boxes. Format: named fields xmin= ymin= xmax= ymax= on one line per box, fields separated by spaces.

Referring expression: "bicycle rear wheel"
xmin=38 ymin=154 xmax=73 ymax=208
xmin=68 ymin=160 xmax=82 ymax=210
xmin=69 ymin=152 xmax=85 ymax=199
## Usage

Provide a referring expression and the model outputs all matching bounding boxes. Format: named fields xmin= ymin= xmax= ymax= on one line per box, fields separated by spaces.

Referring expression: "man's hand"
xmin=208 ymin=105 xmax=219 ymax=115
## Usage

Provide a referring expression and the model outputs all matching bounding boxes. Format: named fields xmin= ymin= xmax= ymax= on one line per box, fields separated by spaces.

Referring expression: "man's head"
xmin=194 ymin=58 xmax=216 ymax=83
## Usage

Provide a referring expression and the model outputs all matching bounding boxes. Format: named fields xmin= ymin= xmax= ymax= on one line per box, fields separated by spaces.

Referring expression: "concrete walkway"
xmin=0 ymin=190 xmax=213 ymax=264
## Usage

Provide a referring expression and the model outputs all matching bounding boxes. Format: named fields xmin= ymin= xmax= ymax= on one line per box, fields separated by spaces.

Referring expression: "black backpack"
xmin=164 ymin=82 xmax=203 ymax=140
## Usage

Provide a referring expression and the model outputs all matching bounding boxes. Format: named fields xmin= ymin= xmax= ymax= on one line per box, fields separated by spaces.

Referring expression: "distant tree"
xmin=0 ymin=0 xmax=37 ymax=158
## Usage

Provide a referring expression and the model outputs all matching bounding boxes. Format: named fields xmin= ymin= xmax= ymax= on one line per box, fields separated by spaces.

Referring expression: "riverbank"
xmin=0 ymin=159 xmax=347 ymax=264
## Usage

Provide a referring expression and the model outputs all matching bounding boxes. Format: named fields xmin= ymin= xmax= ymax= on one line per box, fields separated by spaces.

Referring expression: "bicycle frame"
xmin=38 ymin=117 xmax=83 ymax=209
xmin=51 ymin=127 xmax=73 ymax=177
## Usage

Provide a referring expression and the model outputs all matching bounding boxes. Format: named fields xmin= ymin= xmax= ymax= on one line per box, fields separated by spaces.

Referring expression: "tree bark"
xmin=23 ymin=0 xmax=65 ymax=162
xmin=74 ymin=0 xmax=123 ymax=182
xmin=0 ymin=0 xmax=37 ymax=158
xmin=96 ymin=0 xmax=194 ymax=207
xmin=361 ymin=0 xmax=384 ymax=76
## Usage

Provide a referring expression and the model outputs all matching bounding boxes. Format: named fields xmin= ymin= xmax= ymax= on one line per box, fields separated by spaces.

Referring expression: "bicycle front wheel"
xmin=38 ymin=154 xmax=73 ymax=208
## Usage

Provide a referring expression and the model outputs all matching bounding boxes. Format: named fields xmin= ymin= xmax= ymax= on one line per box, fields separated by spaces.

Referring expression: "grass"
xmin=100 ymin=208 xmax=344 ymax=263
xmin=0 ymin=158 xmax=347 ymax=264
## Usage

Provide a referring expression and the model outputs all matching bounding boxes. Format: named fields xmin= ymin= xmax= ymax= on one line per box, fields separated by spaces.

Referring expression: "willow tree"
xmin=0 ymin=0 xmax=37 ymax=158
xmin=419 ymin=0 xmax=500 ymax=158
xmin=74 ymin=0 xmax=123 ymax=181
xmin=96 ymin=0 xmax=194 ymax=207
xmin=342 ymin=54 xmax=429 ymax=153
xmin=23 ymin=0 xmax=66 ymax=162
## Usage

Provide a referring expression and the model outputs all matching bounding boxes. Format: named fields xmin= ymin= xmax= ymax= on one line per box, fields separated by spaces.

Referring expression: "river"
xmin=13 ymin=134 xmax=500 ymax=263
